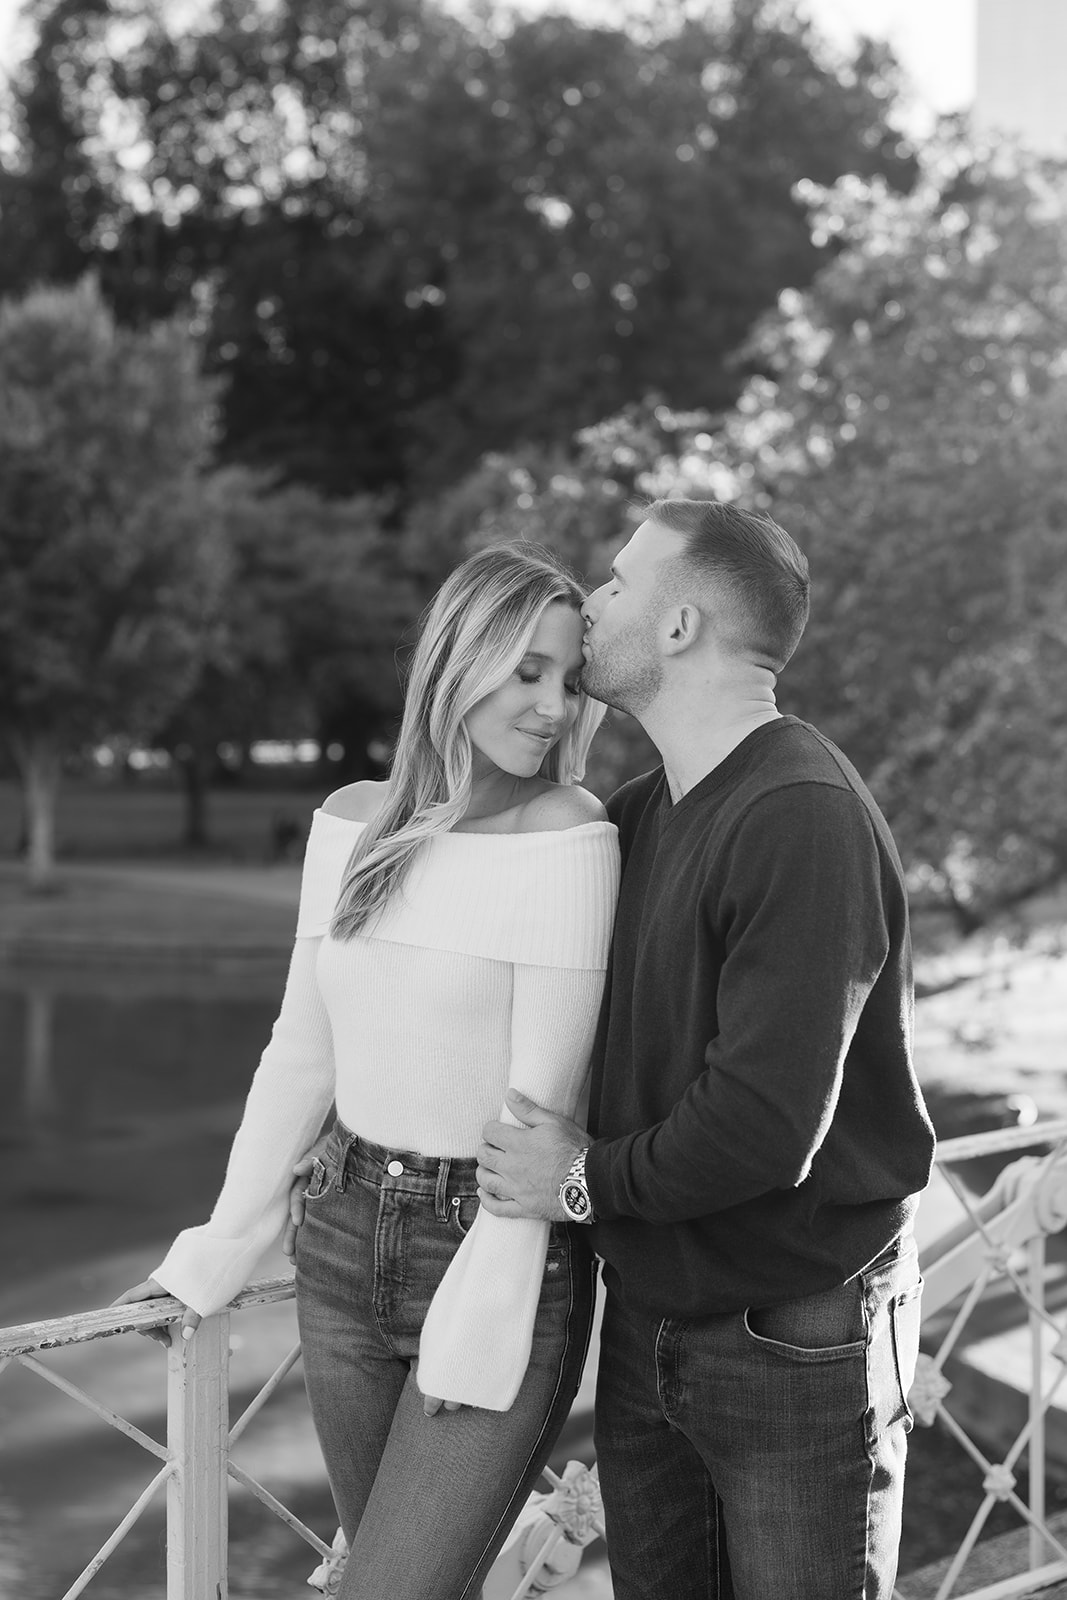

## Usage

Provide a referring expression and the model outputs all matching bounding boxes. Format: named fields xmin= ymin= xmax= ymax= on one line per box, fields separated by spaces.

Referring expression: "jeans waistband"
xmin=327 ymin=1118 xmax=479 ymax=1203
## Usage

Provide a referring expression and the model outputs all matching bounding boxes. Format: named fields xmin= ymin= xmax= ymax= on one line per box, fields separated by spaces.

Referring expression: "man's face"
xmin=580 ymin=519 xmax=685 ymax=715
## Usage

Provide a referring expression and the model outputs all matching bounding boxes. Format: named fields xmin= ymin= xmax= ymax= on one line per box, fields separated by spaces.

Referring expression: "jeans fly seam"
xmin=370 ymin=1184 xmax=408 ymax=1356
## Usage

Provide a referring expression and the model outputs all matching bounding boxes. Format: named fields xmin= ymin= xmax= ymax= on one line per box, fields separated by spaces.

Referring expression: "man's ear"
xmin=662 ymin=603 xmax=702 ymax=655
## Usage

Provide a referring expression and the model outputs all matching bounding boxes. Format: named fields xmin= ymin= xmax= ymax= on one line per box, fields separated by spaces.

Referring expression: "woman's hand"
xmin=111 ymin=1277 xmax=200 ymax=1346
xmin=282 ymin=1135 xmax=332 ymax=1258
xmin=422 ymin=1393 xmax=464 ymax=1418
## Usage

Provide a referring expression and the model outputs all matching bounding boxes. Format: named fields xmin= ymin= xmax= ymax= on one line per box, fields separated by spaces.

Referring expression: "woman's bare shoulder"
xmin=321 ymin=780 xmax=389 ymax=823
xmin=516 ymin=784 xmax=608 ymax=834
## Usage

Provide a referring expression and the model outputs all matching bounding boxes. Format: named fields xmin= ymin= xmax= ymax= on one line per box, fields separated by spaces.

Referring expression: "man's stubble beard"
xmin=582 ymin=628 xmax=662 ymax=720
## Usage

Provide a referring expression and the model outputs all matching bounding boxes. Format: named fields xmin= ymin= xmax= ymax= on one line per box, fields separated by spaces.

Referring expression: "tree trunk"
xmin=177 ymin=746 xmax=211 ymax=849
xmin=24 ymin=984 xmax=57 ymax=1138
xmin=10 ymin=731 xmax=61 ymax=891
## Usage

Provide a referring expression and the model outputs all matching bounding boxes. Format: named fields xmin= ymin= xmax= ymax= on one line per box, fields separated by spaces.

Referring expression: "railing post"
xmin=167 ymin=1311 xmax=229 ymax=1600
xmin=1028 ymin=1233 xmax=1047 ymax=1572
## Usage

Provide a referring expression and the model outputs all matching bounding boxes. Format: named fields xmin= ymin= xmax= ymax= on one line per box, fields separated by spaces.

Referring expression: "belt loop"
xmin=335 ymin=1129 xmax=356 ymax=1193
xmin=434 ymin=1157 xmax=451 ymax=1222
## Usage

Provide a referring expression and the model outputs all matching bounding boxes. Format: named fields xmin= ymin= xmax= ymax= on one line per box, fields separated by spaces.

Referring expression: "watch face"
xmin=561 ymin=1181 xmax=592 ymax=1221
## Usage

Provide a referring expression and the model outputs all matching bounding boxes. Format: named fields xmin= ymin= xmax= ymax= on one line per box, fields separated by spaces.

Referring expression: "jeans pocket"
xmin=743 ymin=1278 xmax=867 ymax=1362
xmin=448 ymin=1192 xmax=480 ymax=1237
xmin=303 ymin=1155 xmax=335 ymax=1204
xmin=542 ymin=1223 xmax=572 ymax=1285
xmin=891 ymin=1277 xmax=924 ymax=1431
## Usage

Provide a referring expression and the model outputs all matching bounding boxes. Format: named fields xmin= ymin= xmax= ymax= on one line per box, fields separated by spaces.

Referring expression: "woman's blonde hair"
xmin=331 ymin=543 xmax=604 ymax=939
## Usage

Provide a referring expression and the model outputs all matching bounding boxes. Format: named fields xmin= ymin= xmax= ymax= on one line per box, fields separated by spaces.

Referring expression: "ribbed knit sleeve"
xmin=415 ymin=961 xmax=606 ymax=1410
xmin=150 ymin=945 xmax=335 ymax=1317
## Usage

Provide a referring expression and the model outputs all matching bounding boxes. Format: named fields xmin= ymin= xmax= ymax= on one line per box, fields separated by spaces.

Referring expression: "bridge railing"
xmin=897 ymin=1114 xmax=1067 ymax=1600
xmin=6 ymin=1118 xmax=1067 ymax=1600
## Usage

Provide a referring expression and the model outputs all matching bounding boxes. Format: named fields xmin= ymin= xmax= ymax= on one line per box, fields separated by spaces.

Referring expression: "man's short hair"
xmin=645 ymin=498 xmax=810 ymax=671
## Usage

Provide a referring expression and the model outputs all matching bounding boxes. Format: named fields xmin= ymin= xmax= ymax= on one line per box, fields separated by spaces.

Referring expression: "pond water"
xmin=0 ymin=961 xmax=346 ymax=1600
xmin=0 ymin=964 xmax=599 ymax=1600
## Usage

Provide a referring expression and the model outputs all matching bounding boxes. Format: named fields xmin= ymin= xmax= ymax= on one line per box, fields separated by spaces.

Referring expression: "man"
xmin=477 ymin=498 xmax=935 ymax=1599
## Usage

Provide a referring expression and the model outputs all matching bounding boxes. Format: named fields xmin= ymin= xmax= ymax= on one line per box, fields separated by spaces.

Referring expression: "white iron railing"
xmin=897 ymin=1114 xmax=1067 ymax=1600
xmin=6 ymin=1118 xmax=1067 ymax=1600
xmin=0 ymin=1273 xmax=599 ymax=1600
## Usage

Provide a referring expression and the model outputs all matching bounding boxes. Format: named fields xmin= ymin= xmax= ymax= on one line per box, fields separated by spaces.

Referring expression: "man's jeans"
xmin=295 ymin=1121 xmax=595 ymax=1600
xmin=595 ymin=1235 xmax=922 ymax=1599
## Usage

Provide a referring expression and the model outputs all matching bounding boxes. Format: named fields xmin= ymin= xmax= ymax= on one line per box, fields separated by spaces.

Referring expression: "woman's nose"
xmin=536 ymin=681 xmax=568 ymax=722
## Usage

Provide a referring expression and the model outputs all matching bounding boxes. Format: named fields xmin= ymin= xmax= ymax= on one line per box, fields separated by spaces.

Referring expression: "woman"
xmin=116 ymin=543 xmax=620 ymax=1599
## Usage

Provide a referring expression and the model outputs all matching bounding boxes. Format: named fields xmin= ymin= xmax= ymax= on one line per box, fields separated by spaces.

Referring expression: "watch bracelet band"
xmin=559 ymin=1147 xmax=594 ymax=1223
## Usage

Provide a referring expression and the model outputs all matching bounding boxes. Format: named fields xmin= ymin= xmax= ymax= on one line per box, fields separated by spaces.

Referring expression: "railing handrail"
xmin=0 ymin=1273 xmax=296 ymax=1359
xmin=933 ymin=1116 xmax=1067 ymax=1164
xmin=6 ymin=1117 xmax=1067 ymax=1360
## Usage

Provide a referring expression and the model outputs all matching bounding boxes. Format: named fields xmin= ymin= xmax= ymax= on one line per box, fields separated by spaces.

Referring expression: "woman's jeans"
xmin=595 ymin=1234 xmax=923 ymax=1600
xmin=294 ymin=1121 xmax=595 ymax=1600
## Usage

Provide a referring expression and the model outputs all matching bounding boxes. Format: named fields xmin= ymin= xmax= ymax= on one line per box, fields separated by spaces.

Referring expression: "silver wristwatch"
xmin=558 ymin=1148 xmax=594 ymax=1223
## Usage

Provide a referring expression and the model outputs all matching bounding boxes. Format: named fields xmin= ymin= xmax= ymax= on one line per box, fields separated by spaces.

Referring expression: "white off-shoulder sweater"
xmin=152 ymin=807 xmax=620 ymax=1410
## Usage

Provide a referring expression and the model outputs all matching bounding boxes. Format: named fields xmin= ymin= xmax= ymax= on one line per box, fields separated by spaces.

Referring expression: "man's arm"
xmin=586 ymin=785 xmax=896 ymax=1223
xmin=482 ymin=785 xmax=900 ymax=1226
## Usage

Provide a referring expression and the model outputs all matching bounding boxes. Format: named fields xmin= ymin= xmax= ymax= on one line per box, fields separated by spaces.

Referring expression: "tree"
xmin=693 ymin=141 xmax=1067 ymax=919
xmin=2 ymin=0 xmax=918 ymax=497
xmin=0 ymin=0 xmax=118 ymax=299
xmin=151 ymin=468 xmax=413 ymax=845
xmin=0 ymin=276 xmax=226 ymax=884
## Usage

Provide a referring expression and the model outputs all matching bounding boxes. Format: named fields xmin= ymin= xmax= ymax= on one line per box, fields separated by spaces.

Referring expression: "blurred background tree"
xmin=1 ymin=0 xmax=1064 ymax=926
xmin=0 ymin=0 xmax=916 ymax=496
xmin=692 ymin=143 xmax=1067 ymax=923
xmin=151 ymin=469 xmax=410 ymax=846
xmin=0 ymin=276 xmax=226 ymax=885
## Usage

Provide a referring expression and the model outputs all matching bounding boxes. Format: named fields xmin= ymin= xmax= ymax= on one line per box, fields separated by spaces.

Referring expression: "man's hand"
xmin=477 ymin=1089 xmax=589 ymax=1220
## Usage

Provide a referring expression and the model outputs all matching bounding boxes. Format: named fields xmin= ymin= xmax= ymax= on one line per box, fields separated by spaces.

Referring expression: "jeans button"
xmin=386 ymin=1159 xmax=404 ymax=1177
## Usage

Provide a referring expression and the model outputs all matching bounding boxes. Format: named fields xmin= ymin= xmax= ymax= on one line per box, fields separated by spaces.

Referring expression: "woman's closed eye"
xmin=518 ymin=669 xmax=581 ymax=696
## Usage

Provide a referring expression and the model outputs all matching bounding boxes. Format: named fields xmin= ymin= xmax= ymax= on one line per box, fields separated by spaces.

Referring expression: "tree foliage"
xmin=1 ymin=0 xmax=917 ymax=495
xmin=152 ymin=467 xmax=412 ymax=843
xmin=0 ymin=275 xmax=226 ymax=881
xmin=695 ymin=144 xmax=1067 ymax=917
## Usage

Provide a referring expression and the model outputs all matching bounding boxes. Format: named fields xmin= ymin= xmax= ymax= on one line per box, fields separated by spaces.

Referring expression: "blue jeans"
xmin=294 ymin=1121 xmax=595 ymax=1600
xmin=594 ymin=1235 xmax=922 ymax=1599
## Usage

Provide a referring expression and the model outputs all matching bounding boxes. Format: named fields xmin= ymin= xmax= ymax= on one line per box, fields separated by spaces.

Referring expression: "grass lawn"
xmin=0 ymin=775 xmax=329 ymax=863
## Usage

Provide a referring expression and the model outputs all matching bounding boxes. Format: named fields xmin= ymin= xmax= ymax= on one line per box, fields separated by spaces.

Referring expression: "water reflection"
xmin=0 ymin=964 xmax=288 ymax=1296
xmin=0 ymin=960 xmax=342 ymax=1600
xmin=0 ymin=962 xmax=597 ymax=1599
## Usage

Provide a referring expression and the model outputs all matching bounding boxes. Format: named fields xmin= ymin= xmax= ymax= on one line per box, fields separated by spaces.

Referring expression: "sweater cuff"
xmin=151 ymin=1219 xmax=282 ymax=1320
xmin=416 ymin=1211 xmax=550 ymax=1411
xmin=583 ymin=1138 xmax=620 ymax=1223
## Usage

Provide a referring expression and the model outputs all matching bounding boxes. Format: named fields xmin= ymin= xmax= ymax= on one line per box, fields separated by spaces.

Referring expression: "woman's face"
xmin=465 ymin=602 xmax=585 ymax=781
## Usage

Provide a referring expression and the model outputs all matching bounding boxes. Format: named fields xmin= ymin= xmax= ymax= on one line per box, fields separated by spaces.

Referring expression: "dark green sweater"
xmin=584 ymin=717 xmax=935 ymax=1318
